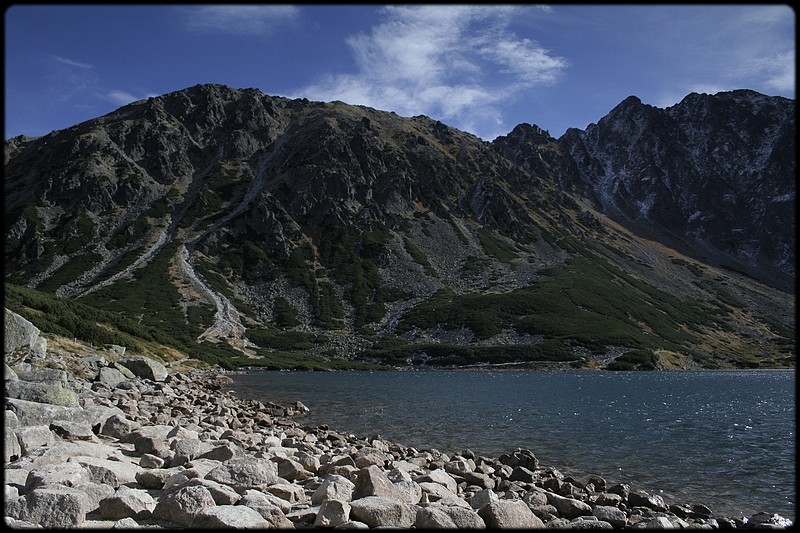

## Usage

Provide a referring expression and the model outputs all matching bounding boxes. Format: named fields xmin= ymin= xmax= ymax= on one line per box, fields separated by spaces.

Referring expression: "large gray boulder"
xmin=6 ymin=379 xmax=79 ymax=407
xmin=6 ymin=397 xmax=119 ymax=428
xmin=152 ymin=484 xmax=216 ymax=526
xmin=98 ymin=486 xmax=157 ymax=520
xmin=312 ymin=474 xmax=356 ymax=504
xmin=204 ymin=457 xmax=280 ymax=491
xmin=314 ymin=499 xmax=352 ymax=528
xmin=592 ymin=504 xmax=628 ymax=528
xmin=478 ymin=499 xmax=546 ymax=529
xmin=353 ymin=464 xmax=411 ymax=502
xmin=6 ymin=484 xmax=92 ymax=528
xmin=4 ymin=309 xmax=47 ymax=363
xmin=349 ymin=496 xmax=415 ymax=528
xmin=119 ymin=355 xmax=167 ymax=382
xmin=190 ymin=505 xmax=270 ymax=528
xmin=5 ymin=425 xmax=22 ymax=462
xmin=546 ymin=491 xmax=594 ymax=519
xmin=237 ymin=489 xmax=295 ymax=527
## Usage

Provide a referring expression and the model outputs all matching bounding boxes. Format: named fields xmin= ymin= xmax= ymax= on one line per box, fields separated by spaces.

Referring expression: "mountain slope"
xmin=4 ymin=84 xmax=795 ymax=370
xmin=558 ymin=90 xmax=795 ymax=290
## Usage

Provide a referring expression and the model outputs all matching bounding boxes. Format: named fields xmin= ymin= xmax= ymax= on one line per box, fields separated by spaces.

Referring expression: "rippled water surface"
xmin=230 ymin=369 xmax=795 ymax=520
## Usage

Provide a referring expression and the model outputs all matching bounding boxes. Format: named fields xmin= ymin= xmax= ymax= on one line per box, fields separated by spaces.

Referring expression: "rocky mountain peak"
xmin=4 ymin=84 xmax=794 ymax=371
xmin=560 ymin=89 xmax=795 ymax=288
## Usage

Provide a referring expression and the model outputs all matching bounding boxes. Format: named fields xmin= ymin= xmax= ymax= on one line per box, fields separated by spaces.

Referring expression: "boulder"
xmin=416 ymin=505 xmax=458 ymax=528
xmin=122 ymin=424 xmax=173 ymax=456
xmin=416 ymin=467 xmax=458 ymax=494
xmin=628 ymin=489 xmax=668 ymax=512
xmin=349 ymin=496 xmax=415 ymax=528
xmin=312 ymin=474 xmax=356 ymax=504
xmin=546 ymin=491 xmax=593 ymax=519
xmin=4 ymin=309 xmax=47 ymax=363
xmin=6 ymin=379 xmax=79 ymax=407
xmin=50 ymin=420 xmax=96 ymax=441
xmin=98 ymin=486 xmax=156 ymax=520
xmin=189 ymin=505 xmax=270 ymax=528
xmin=592 ymin=504 xmax=628 ymax=528
xmin=119 ymin=356 xmax=167 ymax=382
xmin=418 ymin=504 xmax=486 ymax=528
xmin=478 ymin=499 xmax=545 ymax=529
xmin=267 ymin=482 xmax=307 ymax=503
xmin=96 ymin=367 xmax=127 ymax=389
xmin=470 ymin=488 xmax=500 ymax=510
xmin=569 ymin=516 xmax=614 ymax=529
xmin=6 ymin=484 xmax=92 ymax=528
xmin=152 ymin=484 xmax=216 ymax=526
xmin=314 ymin=499 xmax=352 ymax=528
xmin=15 ymin=425 xmax=56 ymax=455
xmin=277 ymin=456 xmax=314 ymax=481
xmin=184 ymin=478 xmax=241 ymax=505
xmin=204 ymin=457 xmax=280 ymax=491
xmin=69 ymin=455 xmax=142 ymax=488
xmin=24 ymin=462 xmax=89 ymax=492
xmin=353 ymin=464 xmax=409 ymax=502
xmin=5 ymin=425 xmax=22 ymax=462
xmin=747 ymin=512 xmax=793 ymax=529
xmin=498 ymin=448 xmax=539 ymax=471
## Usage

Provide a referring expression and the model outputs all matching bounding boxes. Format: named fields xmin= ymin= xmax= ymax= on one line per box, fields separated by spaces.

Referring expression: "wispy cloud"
xmin=722 ymin=6 xmax=795 ymax=94
xmin=181 ymin=5 xmax=300 ymax=35
xmin=296 ymin=5 xmax=566 ymax=140
xmin=46 ymin=54 xmax=156 ymax=112
xmin=53 ymin=55 xmax=93 ymax=69
xmin=103 ymin=89 xmax=159 ymax=106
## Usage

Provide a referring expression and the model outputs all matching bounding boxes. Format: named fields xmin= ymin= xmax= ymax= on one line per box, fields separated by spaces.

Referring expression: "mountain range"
xmin=4 ymin=84 xmax=795 ymax=370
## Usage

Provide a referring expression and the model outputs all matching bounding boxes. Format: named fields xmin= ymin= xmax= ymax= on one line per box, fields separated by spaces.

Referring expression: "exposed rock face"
xmin=559 ymin=90 xmax=795 ymax=288
xmin=3 ymin=85 xmax=794 ymax=370
xmin=4 ymin=310 xmax=47 ymax=364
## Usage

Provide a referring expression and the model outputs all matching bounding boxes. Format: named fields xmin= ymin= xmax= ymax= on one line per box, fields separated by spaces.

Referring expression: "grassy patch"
xmin=37 ymin=252 xmax=103 ymax=293
xmin=361 ymin=340 xmax=577 ymax=367
xmin=397 ymin=255 xmax=730 ymax=354
xmin=403 ymin=238 xmax=437 ymax=277
xmin=477 ymin=227 xmax=519 ymax=263
xmin=272 ymin=296 xmax=300 ymax=328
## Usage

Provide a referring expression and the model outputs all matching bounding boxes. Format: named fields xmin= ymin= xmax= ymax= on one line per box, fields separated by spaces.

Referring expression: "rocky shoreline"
xmin=4 ymin=313 xmax=794 ymax=529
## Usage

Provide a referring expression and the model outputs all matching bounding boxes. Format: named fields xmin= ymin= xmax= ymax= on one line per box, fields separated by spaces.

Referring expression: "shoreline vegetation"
xmin=4 ymin=311 xmax=794 ymax=529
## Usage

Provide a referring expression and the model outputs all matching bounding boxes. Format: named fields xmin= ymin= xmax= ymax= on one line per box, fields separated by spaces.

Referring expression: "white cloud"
xmin=104 ymin=90 xmax=158 ymax=106
xmin=712 ymin=5 xmax=795 ymax=95
xmin=296 ymin=5 xmax=566 ymax=139
xmin=53 ymin=55 xmax=93 ymax=69
xmin=181 ymin=5 xmax=299 ymax=35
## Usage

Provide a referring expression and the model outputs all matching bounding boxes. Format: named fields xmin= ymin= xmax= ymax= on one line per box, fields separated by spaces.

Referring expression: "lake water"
xmin=229 ymin=369 xmax=795 ymax=521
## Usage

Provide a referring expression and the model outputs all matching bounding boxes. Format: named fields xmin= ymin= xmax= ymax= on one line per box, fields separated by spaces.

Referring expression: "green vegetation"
xmin=61 ymin=210 xmax=95 ymax=254
xmin=606 ymin=349 xmax=659 ymax=371
xmin=37 ymin=252 xmax=104 ymax=293
xmin=246 ymin=328 xmax=327 ymax=351
xmin=461 ymin=256 xmax=486 ymax=276
xmin=397 ymin=255 xmax=730 ymax=353
xmin=477 ymin=227 xmax=519 ymax=263
xmin=362 ymin=339 xmax=577 ymax=367
xmin=315 ymin=223 xmax=401 ymax=330
xmin=229 ymin=352 xmax=385 ymax=371
xmin=272 ymin=296 xmax=300 ymax=328
xmin=403 ymin=238 xmax=437 ymax=277
xmin=79 ymin=242 xmax=240 ymax=367
xmin=671 ymin=257 xmax=706 ymax=277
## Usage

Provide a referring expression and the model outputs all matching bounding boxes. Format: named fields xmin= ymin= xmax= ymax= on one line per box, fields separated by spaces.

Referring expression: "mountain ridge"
xmin=4 ymin=83 xmax=795 ymax=370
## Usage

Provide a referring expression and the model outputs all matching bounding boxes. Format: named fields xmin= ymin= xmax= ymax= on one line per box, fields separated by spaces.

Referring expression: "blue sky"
xmin=4 ymin=4 xmax=795 ymax=141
